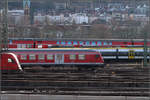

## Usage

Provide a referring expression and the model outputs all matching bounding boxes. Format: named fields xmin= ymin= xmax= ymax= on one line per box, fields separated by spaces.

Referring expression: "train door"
xmin=128 ymin=50 xmax=135 ymax=59
xmin=55 ymin=54 xmax=64 ymax=64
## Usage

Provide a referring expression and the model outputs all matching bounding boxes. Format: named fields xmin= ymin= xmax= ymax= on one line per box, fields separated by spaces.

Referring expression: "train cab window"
xmin=78 ymin=55 xmax=85 ymax=60
xmin=95 ymin=55 xmax=100 ymax=58
xmin=29 ymin=54 xmax=36 ymax=60
xmin=20 ymin=54 xmax=27 ymax=60
xmin=47 ymin=55 xmax=53 ymax=60
xmin=8 ymin=58 xmax=13 ymax=63
xmin=69 ymin=54 xmax=76 ymax=60
xmin=8 ymin=58 xmax=15 ymax=63
xmin=38 ymin=54 xmax=45 ymax=60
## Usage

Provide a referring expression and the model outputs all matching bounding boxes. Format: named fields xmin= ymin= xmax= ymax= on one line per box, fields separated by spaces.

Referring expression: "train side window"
xmin=103 ymin=42 xmax=108 ymax=45
xmin=22 ymin=44 xmax=26 ymax=48
xmin=47 ymin=55 xmax=53 ymax=60
xmin=97 ymin=41 xmax=102 ymax=46
xmin=20 ymin=54 xmax=27 ymax=60
xmin=61 ymin=41 xmax=66 ymax=45
xmin=29 ymin=54 xmax=36 ymax=60
xmin=85 ymin=41 xmax=90 ymax=46
xmin=109 ymin=42 xmax=112 ymax=46
xmin=69 ymin=54 xmax=76 ymax=60
xmin=38 ymin=54 xmax=45 ymax=60
xmin=73 ymin=41 xmax=78 ymax=45
xmin=27 ymin=44 xmax=32 ymax=48
xmin=38 ymin=44 xmax=42 ymax=48
xmin=67 ymin=41 xmax=72 ymax=45
xmin=17 ymin=44 xmax=21 ymax=48
xmin=57 ymin=41 xmax=60 ymax=45
xmin=78 ymin=55 xmax=85 ymax=60
xmin=91 ymin=41 xmax=96 ymax=46
xmin=79 ymin=41 xmax=83 ymax=45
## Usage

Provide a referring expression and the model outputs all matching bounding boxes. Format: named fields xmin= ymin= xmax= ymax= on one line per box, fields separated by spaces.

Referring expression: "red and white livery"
xmin=8 ymin=38 xmax=150 ymax=48
xmin=0 ymin=48 xmax=104 ymax=71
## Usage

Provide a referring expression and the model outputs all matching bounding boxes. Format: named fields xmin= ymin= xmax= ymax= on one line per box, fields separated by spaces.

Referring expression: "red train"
xmin=8 ymin=38 xmax=150 ymax=48
xmin=0 ymin=49 xmax=104 ymax=71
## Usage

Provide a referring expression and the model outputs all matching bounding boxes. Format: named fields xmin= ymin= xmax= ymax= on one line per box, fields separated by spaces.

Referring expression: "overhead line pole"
xmin=143 ymin=0 xmax=150 ymax=67
xmin=0 ymin=0 xmax=8 ymax=95
xmin=143 ymin=30 xmax=148 ymax=67
xmin=2 ymin=0 xmax=8 ymax=51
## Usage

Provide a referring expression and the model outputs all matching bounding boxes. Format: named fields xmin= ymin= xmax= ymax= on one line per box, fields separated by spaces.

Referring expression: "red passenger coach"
xmin=8 ymin=39 xmax=34 ymax=48
xmin=8 ymin=38 xmax=150 ymax=49
xmin=0 ymin=49 xmax=104 ymax=71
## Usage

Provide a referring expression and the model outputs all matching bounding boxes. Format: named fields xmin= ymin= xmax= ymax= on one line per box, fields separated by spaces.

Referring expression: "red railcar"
xmin=8 ymin=38 xmax=150 ymax=49
xmin=0 ymin=49 xmax=104 ymax=71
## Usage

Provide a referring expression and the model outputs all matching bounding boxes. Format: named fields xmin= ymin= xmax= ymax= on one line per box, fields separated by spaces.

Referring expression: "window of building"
xmin=20 ymin=54 xmax=27 ymax=60
xmin=29 ymin=54 xmax=36 ymax=60
xmin=78 ymin=54 xmax=85 ymax=60
xmin=47 ymin=55 xmax=53 ymax=60
xmin=69 ymin=54 xmax=76 ymax=60
xmin=38 ymin=54 xmax=45 ymax=60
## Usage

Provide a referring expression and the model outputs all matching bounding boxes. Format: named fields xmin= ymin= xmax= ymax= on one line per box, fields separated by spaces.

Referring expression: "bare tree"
xmin=89 ymin=24 xmax=110 ymax=38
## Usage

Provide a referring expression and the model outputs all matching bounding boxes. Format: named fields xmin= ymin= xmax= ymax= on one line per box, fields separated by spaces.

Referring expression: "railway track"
xmin=1 ymin=64 xmax=150 ymax=96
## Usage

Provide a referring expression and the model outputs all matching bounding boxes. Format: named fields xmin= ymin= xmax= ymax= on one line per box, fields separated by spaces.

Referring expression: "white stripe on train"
xmin=7 ymin=53 xmax=23 ymax=71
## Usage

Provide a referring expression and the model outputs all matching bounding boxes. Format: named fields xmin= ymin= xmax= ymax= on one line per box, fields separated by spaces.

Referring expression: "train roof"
xmin=9 ymin=38 xmax=150 ymax=42
xmin=7 ymin=48 xmax=98 ymax=52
